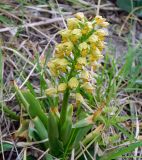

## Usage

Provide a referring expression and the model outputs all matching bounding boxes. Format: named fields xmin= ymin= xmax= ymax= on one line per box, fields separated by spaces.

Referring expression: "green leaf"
xmin=82 ymin=124 xmax=104 ymax=145
xmin=117 ymin=0 xmax=142 ymax=16
xmin=73 ymin=116 xmax=92 ymax=128
xmin=22 ymin=91 xmax=49 ymax=130
xmin=28 ymin=127 xmax=40 ymax=142
xmin=100 ymin=141 xmax=142 ymax=160
xmin=33 ymin=116 xmax=48 ymax=148
xmin=73 ymin=126 xmax=92 ymax=148
xmin=117 ymin=0 xmax=133 ymax=13
xmin=60 ymin=104 xmax=73 ymax=146
xmin=0 ymin=15 xmax=14 ymax=25
xmin=47 ymin=109 xmax=63 ymax=156
xmin=0 ymin=142 xmax=13 ymax=153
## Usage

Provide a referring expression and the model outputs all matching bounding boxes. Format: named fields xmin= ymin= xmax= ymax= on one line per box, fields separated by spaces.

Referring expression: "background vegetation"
xmin=0 ymin=0 xmax=142 ymax=159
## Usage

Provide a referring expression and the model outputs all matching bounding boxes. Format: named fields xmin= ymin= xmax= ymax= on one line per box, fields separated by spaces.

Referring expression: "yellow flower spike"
xmin=59 ymin=29 xmax=71 ymax=42
xmin=82 ymin=22 xmax=93 ymax=35
xmin=63 ymin=41 xmax=73 ymax=56
xmin=45 ymin=88 xmax=57 ymax=96
xmin=67 ymin=18 xmax=79 ymax=30
xmin=79 ymin=42 xmax=90 ymax=57
xmin=81 ymin=82 xmax=94 ymax=93
xmin=68 ymin=77 xmax=79 ymax=89
xmin=80 ymin=70 xmax=90 ymax=82
xmin=88 ymin=34 xmax=98 ymax=44
xmin=58 ymin=83 xmax=67 ymax=92
xmin=76 ymin=93 xmax=84 ymax=104
xmin=75 ymin=12 xmax=85 ymax=21
xmin=70 ymin=29 xmax=82 ymax=43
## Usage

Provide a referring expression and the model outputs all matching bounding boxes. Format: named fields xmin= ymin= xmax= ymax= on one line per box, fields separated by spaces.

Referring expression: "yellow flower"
xmin=75 ymin=57 xmax=87 ymax=70
xmin=77 ymin=57 xmax=87 ymax=65
xmin=81 ymin=82 xmax=94 ymax=93
xmin=48 ymin=58 xmax=69 ymax=75
xmin=95 ymin=15 xmax=109 ymax=27
xmin=101 ymin=21 xmax=109 ymax=28
xmin=45 ymin=88 xmax=57 ymax=96
xmin=68 ymin=77 xmax=79 ymax=89
xmin=82 ymin=22 xmax=93 ymax=35
xmin=59 ymin=29 xmax=71 ymax=42
xmin=92 ymin=62 xmax=102 ymax=70
xmin=80 ymin=70 xmax=90 ymax=82
xmin=75 ymin=12 xmax=85 ymax=20
xmin=96 ymin=41 xmax=106 ymax=51
xmin=58 ymin=83 xmax=67 ymax=92
xmin=96 ymin=29 xmax=108 ymax=37
xmin=90 ymin=48 xmax=103 ymax=61
xmin=55 ymin=58 xmax=69 ymax=67
xmin=47 ymin=61 xmax=58 ymax=76
xmin=67 ymin=18 xmax=79 ymax=30
xmin=79 ymin=42 xmax=90 ymax=57
xmin=76 ymin=93 xmax=84 ymax=104
xmin=88 ymin=34 xmax=98 ymax=44
xmin=63 ymin=41 xmax=73 ymax=56
xmin=95 ymin=15 xmax=105 ymax=22
xmin=55 ymin=44 xmax=64 ymax=58
xmin=70 ymin=29 xmax=82 ymax=43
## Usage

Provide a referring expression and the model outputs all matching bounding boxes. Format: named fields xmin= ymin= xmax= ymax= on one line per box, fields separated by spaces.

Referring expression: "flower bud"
xmin=68 ymin=77 xmax=79 ymax=89
xmin=70 ymin=29 xmax=82 ymax=43
xmin=96 ymin=29 xmax=108 ymax=37
xmin=79 ymin=42 xmax=90 ymax=57
xmin=81 ymin=82 xmax=94 ymax=93
xmin=75 ymin=57 xmax=87 ymax=70
xmin=63 ymin=41 xmax=73 ymax=56
xmin=45 ymin=88 xmax=57 ymax=96
xmin=88 ymin=34 xmax=98 ymax=44
xmin=75 ymin=12 xmax=85 ymax=20
xmin=59 ymin=29 xmax=71 ymax=42
xmin=67 ymin=18 xmax=79 ymax=30
xmin=58 ymin=83 xmax=67 ymax=92
xmin=82 ymin=22 xmax=93 ymax=34
xmin=76 ymin=93 xmax=84 ymax=104
xmin=80 ymin=70 xmax=90 ymax=82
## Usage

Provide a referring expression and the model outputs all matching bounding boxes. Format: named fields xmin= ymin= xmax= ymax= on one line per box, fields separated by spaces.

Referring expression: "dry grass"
xmin=0 ymin=0 xmax=142 ymax=159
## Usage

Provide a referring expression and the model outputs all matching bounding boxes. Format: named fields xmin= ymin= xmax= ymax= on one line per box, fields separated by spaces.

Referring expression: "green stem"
xmin=59 ymin=57 xmax=76 ymax=126
xmin=59 ymin=88 xmax=70 ymax=126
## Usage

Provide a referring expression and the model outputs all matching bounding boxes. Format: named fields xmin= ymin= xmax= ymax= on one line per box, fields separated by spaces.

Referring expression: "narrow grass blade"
xmin=100 ymin=141 xmax=142 ymax=160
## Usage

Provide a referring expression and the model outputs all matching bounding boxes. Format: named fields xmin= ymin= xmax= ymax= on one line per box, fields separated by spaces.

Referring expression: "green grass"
xmin=0 ymin=0 xmax=142 ymax=159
